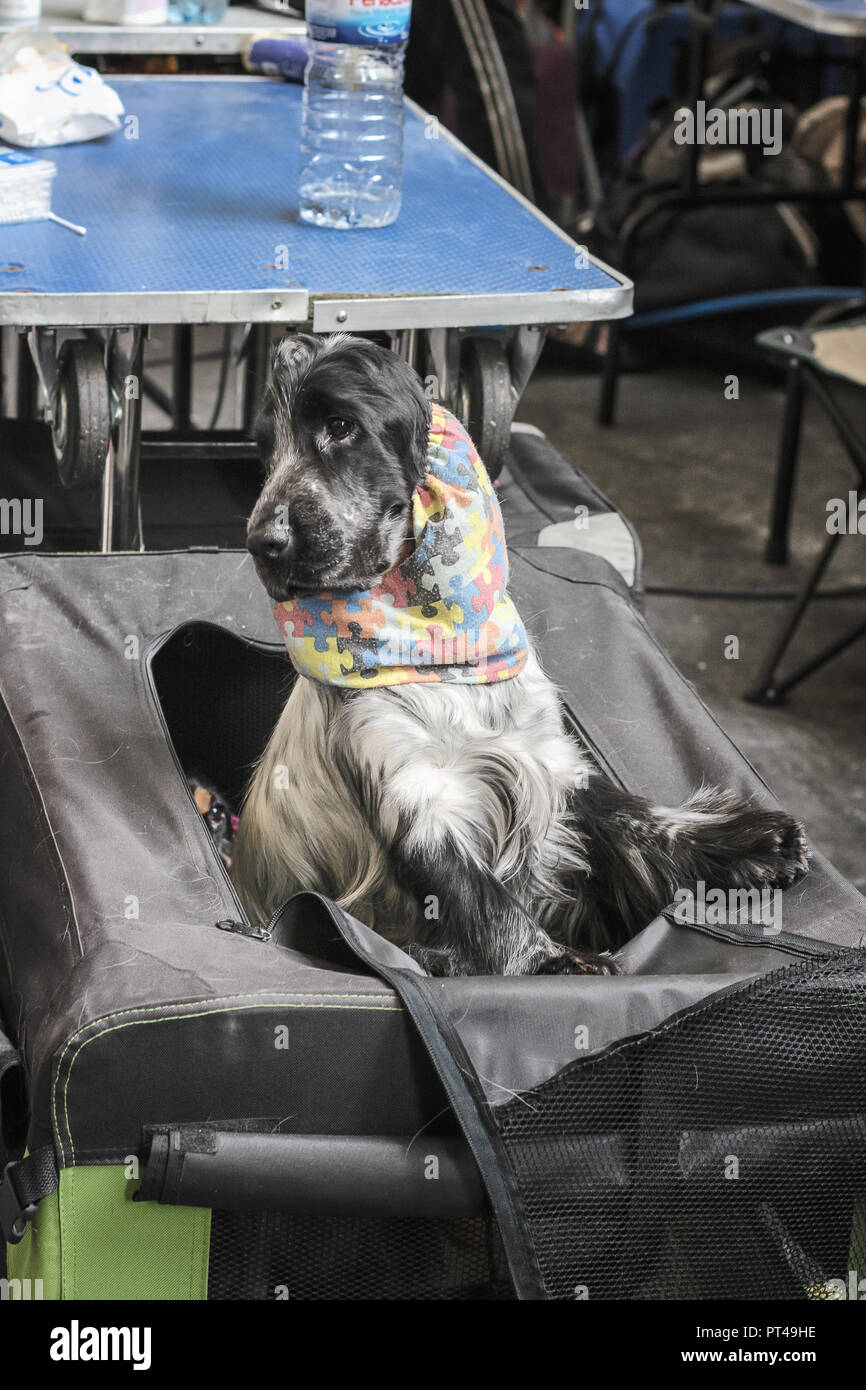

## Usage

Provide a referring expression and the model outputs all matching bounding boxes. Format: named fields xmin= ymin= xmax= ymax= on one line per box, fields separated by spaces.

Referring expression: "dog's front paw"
xmin=535 ymin=950 xmax=619 ymax=977
xmin=769 ymin=814 xmax=810 ymax=889
xmin=741 ymin=811 xmax=810 ymax=891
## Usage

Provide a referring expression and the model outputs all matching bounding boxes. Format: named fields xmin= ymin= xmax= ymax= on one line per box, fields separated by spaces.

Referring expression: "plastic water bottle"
xmin=299 ymin=0 xmax=413 ymax=230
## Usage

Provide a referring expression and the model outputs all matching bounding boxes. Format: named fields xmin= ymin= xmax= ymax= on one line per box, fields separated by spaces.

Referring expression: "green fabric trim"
xmin=6 ymin=1180 xmax=62 ymax=1300
xmin=9 ymin=1165 xmax=211 ymax=1301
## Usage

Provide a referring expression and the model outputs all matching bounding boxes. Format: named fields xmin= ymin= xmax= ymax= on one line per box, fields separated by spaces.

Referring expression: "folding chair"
xmin=746 ymin=316 xmax=866 ymax=704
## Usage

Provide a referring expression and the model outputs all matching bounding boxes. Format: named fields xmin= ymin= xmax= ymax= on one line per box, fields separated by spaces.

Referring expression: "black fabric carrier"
xmin=0 ymin=476 xmax=864 ymax=1298
xmin=252 ymin=898 xmax=866 ymax=1302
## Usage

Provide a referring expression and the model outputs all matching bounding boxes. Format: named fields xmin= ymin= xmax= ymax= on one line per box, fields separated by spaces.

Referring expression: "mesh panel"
xmin=492 ymin=950 xmax=866 ymax=1301
xmin=207 ymin=1211 xmax=514 ymax=1300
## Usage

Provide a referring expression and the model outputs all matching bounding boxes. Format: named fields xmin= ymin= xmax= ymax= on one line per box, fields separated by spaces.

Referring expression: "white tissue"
xmin=0 ymin=148 xmax=55 ymax=222
xmin=0 ymin=28 xmax=124 ymax=148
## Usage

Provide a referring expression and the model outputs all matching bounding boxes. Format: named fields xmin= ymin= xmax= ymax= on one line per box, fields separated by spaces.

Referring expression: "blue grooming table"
xmin=0 ymin=75 xmax=631 ymax=551
xmin=0 ymin=77 xmax=631 ymax=330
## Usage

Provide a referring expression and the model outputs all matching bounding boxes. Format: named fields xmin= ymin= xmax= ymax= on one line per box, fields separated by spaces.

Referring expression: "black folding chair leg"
xmin=759 ymin=614 xmax=866 ymax=703
xmin=765 ymin=359 xmax=806 ymax=566
xmin=597 ymin=318 xmax=621 ymax=427
xmin=745 ymin=529 xmax=846 ymax=704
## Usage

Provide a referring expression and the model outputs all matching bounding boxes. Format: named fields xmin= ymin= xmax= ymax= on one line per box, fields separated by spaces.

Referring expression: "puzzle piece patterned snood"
xmin=272 ymin=404 xmax=529 ymax=688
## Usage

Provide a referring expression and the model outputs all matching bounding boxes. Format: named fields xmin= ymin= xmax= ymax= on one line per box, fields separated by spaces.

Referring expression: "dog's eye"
xmin=386 ymin=501 xmax=406 ymax=520
xmin=326 ymin=416 xmax=354 ymax=441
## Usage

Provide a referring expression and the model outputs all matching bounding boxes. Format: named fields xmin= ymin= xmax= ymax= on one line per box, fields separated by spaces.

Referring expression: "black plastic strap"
xmin=268 ymin=892 xmax=548 ymax=1301
xmin=0 ymin=1146 xmax=58 ymax=1245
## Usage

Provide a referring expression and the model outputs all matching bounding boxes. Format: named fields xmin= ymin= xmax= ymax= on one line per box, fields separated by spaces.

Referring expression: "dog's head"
xmin=247 ymin=333 xmax=431 ymax=601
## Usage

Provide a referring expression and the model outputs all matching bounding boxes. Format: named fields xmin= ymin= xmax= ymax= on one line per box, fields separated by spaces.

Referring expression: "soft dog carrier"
xmin=0 ymin=428 xmax=864 ymax=1301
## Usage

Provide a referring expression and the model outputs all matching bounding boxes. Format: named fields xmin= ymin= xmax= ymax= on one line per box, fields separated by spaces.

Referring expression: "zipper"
xmin=661 ymin=909 xmax=840 ymax=960
xmin=262 ymin=900 xmax=293 ymax=941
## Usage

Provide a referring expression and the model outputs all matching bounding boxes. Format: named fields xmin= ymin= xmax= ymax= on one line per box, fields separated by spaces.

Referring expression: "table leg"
xmin=395 ymin=328 xmax=418 ymax=368
xmin=423 ymin=328 xmax=461 ymax=408
xmin=242 ymin=324 xmax=272 ymax=435
xmin=16 ymin=331 xmax=37 ymax=421
xmin=508 ymin=324 xmax=546 ymax=405
xmin=101 ymin=326 xmax=143 ymax=553
xmin=598 ymin=318 xmax=621 ymax=428
xmin=172 ymin=324 xmax=193 ymax=432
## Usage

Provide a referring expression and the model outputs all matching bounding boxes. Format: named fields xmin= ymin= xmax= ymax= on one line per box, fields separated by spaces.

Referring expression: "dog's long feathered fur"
xmin=231 ymin=333 xmax=809 ymax=976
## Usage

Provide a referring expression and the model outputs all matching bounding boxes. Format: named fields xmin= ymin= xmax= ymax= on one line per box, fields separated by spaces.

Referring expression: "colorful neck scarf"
xmin=272 ymin=404 xmax=528 ymax=688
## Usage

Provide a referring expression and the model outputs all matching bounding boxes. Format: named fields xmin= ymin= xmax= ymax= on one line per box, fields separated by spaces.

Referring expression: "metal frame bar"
xmin=171 ymin=325 xmax=194 ymax=433
xmin=15 ymin=332 xmax=37 ymax=421
xmin=140 ymin=430 xmax=257 ymax=463
xmin=100 ymin=327 xmax=144 ymax=553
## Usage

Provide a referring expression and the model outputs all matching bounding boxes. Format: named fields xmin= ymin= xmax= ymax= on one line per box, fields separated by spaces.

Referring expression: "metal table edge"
xmin=0 ymin=287 xmax=310 ymax=327
xmin=738 ymin=0 xmax=866 ymax=37
xmin=0 ymin=11 xmax=306 ymax=57
xmin=312 ymin=286 xmax=633 ymax=332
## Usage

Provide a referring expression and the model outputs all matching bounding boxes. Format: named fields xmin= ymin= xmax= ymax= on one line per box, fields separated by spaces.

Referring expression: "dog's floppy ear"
xmin=381 ymin=354 xmax=431 ymax=485
xmin=269 ymin=332 xmax=318 ymax=411
xmin=256 ymin=333 xmax=318 ymax=464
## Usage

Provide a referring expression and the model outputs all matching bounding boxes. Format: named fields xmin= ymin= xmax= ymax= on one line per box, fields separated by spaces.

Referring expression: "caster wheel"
xmin=457 ymin=336 xmax=514 ymax=483
xmin=53 ymin=338 xmax=111 ymax=491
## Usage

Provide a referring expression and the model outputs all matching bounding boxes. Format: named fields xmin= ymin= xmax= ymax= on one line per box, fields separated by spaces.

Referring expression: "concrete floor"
xmin=519 ymin=353 xmax=866 ymax=891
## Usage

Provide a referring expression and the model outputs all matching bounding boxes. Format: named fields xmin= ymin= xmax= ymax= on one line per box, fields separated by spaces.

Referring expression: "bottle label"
xmin=307 ymin=0 xmax=412 ymax=46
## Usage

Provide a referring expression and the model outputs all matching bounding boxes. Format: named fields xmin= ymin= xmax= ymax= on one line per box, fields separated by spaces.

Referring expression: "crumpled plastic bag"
xmin=0 ymin=28 xmax=124 ymax=147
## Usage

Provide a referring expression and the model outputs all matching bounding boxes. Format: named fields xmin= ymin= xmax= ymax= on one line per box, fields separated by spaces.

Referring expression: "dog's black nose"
xmin=247 ymin=518 xmax=293 ymax=564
